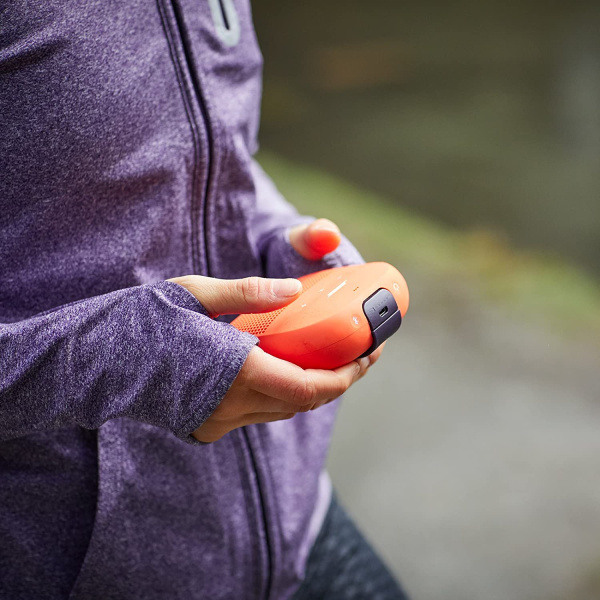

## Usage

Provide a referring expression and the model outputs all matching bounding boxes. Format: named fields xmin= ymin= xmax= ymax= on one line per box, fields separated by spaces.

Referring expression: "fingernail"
xmin=272 ymin=278 xmax=302 ymax=297
xmin=312 ymin=219 xmax=339 ymax=233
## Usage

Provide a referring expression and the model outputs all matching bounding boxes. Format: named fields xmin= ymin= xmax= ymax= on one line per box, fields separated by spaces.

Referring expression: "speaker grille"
xmin=233 ymin=307 xmax=284 ymax=336
xmin=233 ymin=269 xmax=333 ymax=336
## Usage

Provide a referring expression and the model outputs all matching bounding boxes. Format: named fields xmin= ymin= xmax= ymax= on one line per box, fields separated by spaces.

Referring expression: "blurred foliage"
xmin=254 ymin=1 xmax=600 ymax=278
xmin=259 ymin=151 xmax=600 ymax=342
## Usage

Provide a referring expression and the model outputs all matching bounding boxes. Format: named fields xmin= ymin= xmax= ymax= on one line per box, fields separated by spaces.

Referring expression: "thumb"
xmin=289 ymin=218 xmax=341 ymax=260
xmin=167 ymin=275 xmax=302 ymax=317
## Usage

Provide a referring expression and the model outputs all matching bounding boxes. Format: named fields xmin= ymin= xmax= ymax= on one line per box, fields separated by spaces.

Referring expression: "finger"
xmin=192 ymin=421 xmax=227 ymax=443
xmin=311 ymin=357 xmax=370 ymax=405
xmin=211 ymin=388 xmax=303 ymax=418
xmin=288 ymin=219 xmax=341 ymax=260
xmin=357 ymin=358 xmax=372 ymax=381
xmin=242 ymin=347 xmax=363 ymax=409
xmin=166 ymin=275 xmax=302 ymax=317
xmin=366 ymin=342 xmax=386 ymax=367
xmin=195 ymin=411 xmax=297 ymax=442
xmin=240 ymin=411 xmax=297 ymax=426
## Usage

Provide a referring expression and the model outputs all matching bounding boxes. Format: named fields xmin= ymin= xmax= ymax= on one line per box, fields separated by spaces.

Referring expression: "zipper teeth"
xmin=242 ymin=428 xmax=273 ymax=600
xmin=157 ymin=0 xmax=202 ymax=276
xmin=217 ymin=0 xmax=231 ymax=30
xmin=169 ymin=0 xmax=213 ymax=277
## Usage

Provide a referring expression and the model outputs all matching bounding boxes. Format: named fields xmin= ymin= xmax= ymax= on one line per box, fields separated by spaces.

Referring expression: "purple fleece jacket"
xmin=0 ymin=1 xmax=363 ymax=599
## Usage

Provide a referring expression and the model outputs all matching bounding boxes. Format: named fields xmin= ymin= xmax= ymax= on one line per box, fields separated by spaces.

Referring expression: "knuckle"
xmin=334 ymin=373 xmax=350 ymax=397
xmin=194 ymin=427 xmax=226 ymax=443
xmin=291 ymin=375 xmax=317 ymax=407
xmin=238 ymin=277 xmax=262 ymax=304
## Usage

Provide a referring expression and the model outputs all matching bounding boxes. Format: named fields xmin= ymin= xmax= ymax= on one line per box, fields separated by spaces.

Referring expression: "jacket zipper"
xmin=160 ymin=3 xmax=274 ymax=597
xmin=240 ymin=427 xmax=273 ymax=599
xmin=168 ymin=0 xmax=214 ymax=277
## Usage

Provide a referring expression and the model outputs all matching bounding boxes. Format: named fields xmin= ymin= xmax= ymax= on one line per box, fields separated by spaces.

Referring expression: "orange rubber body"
xmin=231 ymin=262 xmax=409 ymax=370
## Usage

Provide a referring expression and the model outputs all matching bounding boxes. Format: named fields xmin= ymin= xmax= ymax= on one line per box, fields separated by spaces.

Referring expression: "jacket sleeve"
xmin=0 ymin=281 xmax=257 ymax=443
xmin=249 ymin=160 xmax=364 ymax=280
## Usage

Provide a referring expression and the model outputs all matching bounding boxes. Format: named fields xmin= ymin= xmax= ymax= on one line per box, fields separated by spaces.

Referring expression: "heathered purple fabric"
xmin=0 ymin=1 xmax=364 ymax=599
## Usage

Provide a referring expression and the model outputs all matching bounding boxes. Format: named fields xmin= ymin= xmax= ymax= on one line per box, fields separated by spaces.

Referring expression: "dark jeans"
xmin=292 ymin=495 xmax=409 ymax=600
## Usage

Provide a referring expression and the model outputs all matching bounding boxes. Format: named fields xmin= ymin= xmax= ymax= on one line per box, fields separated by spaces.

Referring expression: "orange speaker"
xmin=231 ymin=262 xmax=409 ymax=369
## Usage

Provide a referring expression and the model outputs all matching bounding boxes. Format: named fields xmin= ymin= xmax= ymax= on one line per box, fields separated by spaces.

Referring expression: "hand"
xmin=201 ymin=340 xmax=385 ymax=442
xmin=288 ymin=218 xmax=342 ymax=260
xmin=167 ymin=273 xmax=383 ymax=443
xmin=196 ymin=346 xmax=374 ymax=442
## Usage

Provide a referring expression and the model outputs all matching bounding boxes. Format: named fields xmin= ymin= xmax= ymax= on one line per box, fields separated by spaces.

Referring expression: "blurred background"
xmin=252 ymin=2 xmax=600 ymax=600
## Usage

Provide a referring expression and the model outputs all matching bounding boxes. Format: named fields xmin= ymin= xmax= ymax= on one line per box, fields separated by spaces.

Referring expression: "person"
xmin=0 ymin=1 xmax=408 ymax=598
